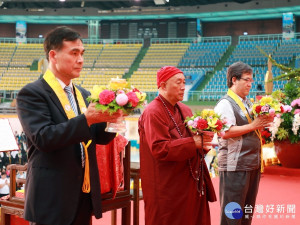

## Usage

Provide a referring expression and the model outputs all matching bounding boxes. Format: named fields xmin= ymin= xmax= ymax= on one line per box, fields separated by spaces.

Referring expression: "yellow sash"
xmin=227 ymin=89 xmax=264 ymax=172
xmin=43 ymin=69 xmax=92 ymax=193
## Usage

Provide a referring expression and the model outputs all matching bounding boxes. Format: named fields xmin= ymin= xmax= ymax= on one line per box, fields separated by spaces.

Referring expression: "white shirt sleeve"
xmin=214 ymin=99 xmax=236 ymax=131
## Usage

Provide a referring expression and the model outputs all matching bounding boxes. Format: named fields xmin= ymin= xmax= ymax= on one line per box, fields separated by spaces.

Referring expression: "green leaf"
xmin=276 ymin=128 xmax=289 ymax=141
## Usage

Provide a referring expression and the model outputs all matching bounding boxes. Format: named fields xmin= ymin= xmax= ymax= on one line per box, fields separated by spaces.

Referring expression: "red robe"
xmin=138 ymin=95 xmax=216 ymax=225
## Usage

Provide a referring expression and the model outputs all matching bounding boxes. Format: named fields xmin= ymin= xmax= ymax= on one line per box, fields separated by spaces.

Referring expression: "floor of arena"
xmin=93 ymin=165 xmax=300 ymax=225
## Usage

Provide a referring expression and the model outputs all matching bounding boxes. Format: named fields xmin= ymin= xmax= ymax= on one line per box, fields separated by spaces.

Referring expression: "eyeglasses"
xmin=239 ymin=77 xmax=254 ymax=83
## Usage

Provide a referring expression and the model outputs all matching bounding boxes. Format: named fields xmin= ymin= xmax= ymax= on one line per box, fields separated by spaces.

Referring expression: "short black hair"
xmin=227 ymin=61 xmax=253 ymax=88
xmin=44 ymin=26 xmax=82 ymax=60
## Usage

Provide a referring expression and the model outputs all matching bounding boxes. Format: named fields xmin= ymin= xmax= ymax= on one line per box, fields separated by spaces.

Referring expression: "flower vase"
xmin=274 ymin=140 xmax=300 ymax=168
xmin=105 ymin=120 xmax=127 ymax=134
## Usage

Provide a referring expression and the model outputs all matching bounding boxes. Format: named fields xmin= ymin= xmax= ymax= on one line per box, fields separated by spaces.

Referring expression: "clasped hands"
xmin=193 ymin=132 xmax=214 ymax=154
xmin=252 ymin=114 xmax=274 ymax=130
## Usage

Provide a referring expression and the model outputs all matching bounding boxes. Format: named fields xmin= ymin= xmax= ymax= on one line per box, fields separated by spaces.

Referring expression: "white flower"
xmin=268 ymin=116 xmax=283 ymax=141
xmin=292 ymin=113 xmax=300 ymax=135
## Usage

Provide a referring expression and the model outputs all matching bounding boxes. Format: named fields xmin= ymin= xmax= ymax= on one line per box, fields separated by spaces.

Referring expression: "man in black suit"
xmin=16 ymin=26 xmax=122 ymax=225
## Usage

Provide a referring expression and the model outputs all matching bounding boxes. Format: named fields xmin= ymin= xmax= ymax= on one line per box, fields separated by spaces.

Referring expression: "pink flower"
xmin=126 ymin=91 xmax=139 ymax=107
xmin=99 ymin=90 xmax=115 ymax=105
xmin=187 ymin=120 xmax=194 ymax=127
xmin=117 ymin=90 xmax=125 ymax=94
xmin=291 ymin=99 xmax=300 ymax=107
xmin=222 ymin=118 xmax=228 ymax=124
xmin=294 ymin=109 xmax=300 ymax=115
xmin=269 ymin=108 xmax=275 ymax=116
xmin=116 ymin=93 xmax=128 ymax=106
xmin=282 ymin=105 xmax=292 ymax=113
xmin=261 ymin=105 xmax=270 ymax=113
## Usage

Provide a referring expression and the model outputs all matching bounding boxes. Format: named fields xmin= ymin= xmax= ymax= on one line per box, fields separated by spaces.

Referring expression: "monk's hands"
xmin=193 ymin=132 xmax=214 ymax=150
xmin=84 ymin=103 xmax=123 ymax=126
xmin=251 ymin=114 xmax=274 ymax=130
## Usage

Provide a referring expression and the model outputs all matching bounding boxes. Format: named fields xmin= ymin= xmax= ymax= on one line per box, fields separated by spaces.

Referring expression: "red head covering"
xmin=156 ymin=66 xmax=183 ymax=88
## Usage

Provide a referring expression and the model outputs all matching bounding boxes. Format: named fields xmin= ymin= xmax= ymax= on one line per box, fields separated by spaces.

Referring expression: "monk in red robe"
xmin=138 ymin=66 xmax=217 ymax=225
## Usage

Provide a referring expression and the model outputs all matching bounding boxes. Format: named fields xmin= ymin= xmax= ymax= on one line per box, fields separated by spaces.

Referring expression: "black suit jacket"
xmin=16 ymin=78 xmax=115 ymax=225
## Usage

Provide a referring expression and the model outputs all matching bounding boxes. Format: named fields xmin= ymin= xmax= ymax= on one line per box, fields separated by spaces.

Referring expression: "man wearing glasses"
xmin=214 ymin=61 xmax=273 ymax=225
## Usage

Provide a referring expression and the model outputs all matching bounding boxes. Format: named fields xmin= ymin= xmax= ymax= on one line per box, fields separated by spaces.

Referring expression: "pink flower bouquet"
xmin=252 ymin=96 xmax=283 ymax=117
xmin=87 ymin=77 xmax=147 ymax=115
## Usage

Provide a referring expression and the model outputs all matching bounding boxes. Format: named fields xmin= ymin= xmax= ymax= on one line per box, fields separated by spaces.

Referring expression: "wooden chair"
xmin=0 ymin=163 xmax=27 ymax=225
xmin=0 ymin=142 xmax=131 ymax=225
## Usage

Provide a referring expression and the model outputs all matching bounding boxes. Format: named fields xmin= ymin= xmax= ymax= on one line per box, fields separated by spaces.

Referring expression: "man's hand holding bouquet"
xmin=251 ymin=96 xmax=283 ymax=144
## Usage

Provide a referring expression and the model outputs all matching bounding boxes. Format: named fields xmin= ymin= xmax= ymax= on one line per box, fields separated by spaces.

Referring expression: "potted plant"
xmin=265 ymin=57 xmax=300 ymax=168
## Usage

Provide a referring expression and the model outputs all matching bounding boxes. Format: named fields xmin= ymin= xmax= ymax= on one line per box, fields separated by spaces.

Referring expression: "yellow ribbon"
xmin=227 ymin=89 xmax=264 ymax=172
xmin=43 ymin=69 xmax=92 ymax=192
xmin=81 ymin=140 xmax=92 ymax=193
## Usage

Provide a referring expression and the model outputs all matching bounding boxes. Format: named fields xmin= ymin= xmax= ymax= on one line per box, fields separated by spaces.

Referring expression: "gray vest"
xmin=217 ymin=95 xmax=261 ymax=171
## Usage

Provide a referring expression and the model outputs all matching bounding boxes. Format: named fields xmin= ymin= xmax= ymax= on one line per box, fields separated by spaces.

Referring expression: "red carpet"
xmin=93 ymin=166 xmax=300 ymax=225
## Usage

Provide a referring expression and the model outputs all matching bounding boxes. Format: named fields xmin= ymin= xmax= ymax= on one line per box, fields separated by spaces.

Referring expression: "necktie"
xmin=64 ymin=86 xmax=78 ymax=115
xmin=64 ymin=86 xmax=85 ymax=168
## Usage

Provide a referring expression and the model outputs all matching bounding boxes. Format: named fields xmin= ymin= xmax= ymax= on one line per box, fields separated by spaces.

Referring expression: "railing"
xmin=82 ymin=38 xmax=144 ymax=45
xmin=0 ymin=38 xmax=44 ymax=44
xmin=0 ymin=36 xmax=232 ymax=45
xmin=200 ymin=36 xmax=231 ymax=43
xmin=151 ymin=38 xmax=196 ymax=44
xmin=239 ymin=32 xmax=300 ymax=43
xmin=0 ymin=90 xmax=18 ymax=101
xmin=146 ymin=90 xmax=264 ymax=103
xmin=188 ymin=90 xmax=265 ymax=102
xmin=145 ymin=92 xmax=158 ymax=102
xmin=151 ymin=36 xmax=231 ymax=44
xmin=2 ymin=34 xmax=299 ymax=46
xmin=0 ymin=37 xmax=144 ymax=45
